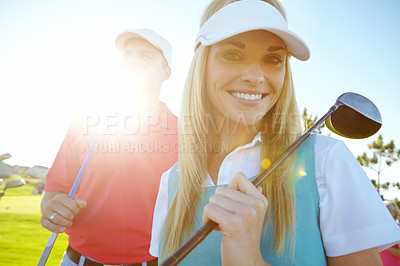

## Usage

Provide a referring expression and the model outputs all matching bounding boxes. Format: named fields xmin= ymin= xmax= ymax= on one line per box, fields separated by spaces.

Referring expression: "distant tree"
xmin=302 ymin=108 xmax=325 ymax=134
xmin=381 ymin=182 xmax=390 ymax=190
xmin=357 ymin=134 xmax=400 ymax=195
xmin=371 ymin=179 xmax=378 ymax=190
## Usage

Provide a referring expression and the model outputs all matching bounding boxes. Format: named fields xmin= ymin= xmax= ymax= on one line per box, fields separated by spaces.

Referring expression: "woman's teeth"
xmin=231 ymin=92 xmax=262 ymax=100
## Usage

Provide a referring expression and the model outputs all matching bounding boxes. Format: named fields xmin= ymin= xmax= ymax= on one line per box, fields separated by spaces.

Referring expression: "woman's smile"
xmin=231 ymin=92 xmax=263 ymax=101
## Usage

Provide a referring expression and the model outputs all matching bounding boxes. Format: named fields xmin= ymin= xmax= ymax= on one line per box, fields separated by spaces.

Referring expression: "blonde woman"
xmin=150 ymin=0 xmax=400 ymax=265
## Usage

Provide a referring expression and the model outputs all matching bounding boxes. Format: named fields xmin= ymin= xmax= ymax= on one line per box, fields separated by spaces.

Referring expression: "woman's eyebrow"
xmin=267 ymin=46 xmax=286 ymax=52
xmin=216 ymin=42 xmax=286 ymax=52
xmin=217 ymin=40 xmax=245 ymax=49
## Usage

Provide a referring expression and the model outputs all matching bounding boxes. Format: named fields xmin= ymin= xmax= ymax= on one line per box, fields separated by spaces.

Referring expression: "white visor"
xmin=195 ymin=0 xmax=310 ymax=61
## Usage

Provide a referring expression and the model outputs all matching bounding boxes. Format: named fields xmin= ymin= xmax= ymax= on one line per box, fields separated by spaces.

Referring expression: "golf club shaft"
xmin=37 ymin=135 xmax=98 ymax=266
xmin=253 ymin=104 xmax=338 ymax=187
xmin=161 ymin=104 xmax=340 ymax=266
xmin=37 ymin=233 xmax=58 ymax=266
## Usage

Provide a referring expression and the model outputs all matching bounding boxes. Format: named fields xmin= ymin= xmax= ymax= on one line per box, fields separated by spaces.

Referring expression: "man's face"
xmin=120 ymin=38 xmax=169 ymax=95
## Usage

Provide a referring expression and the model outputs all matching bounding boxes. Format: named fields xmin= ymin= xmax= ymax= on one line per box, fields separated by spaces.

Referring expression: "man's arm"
xmin=40 ymin=191 xmax=87 ymax=233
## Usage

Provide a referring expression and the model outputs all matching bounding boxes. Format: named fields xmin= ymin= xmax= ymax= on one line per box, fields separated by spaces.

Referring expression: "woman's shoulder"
xmin=160 ymin=162 xmax=179 ymax=189
xmin=314 ymin=134 xmax=341 ymax=147
xmin=314 ymin=134 xmax=348 ymax=157
xmin=162 ymin=162 xmax=178 ymax=179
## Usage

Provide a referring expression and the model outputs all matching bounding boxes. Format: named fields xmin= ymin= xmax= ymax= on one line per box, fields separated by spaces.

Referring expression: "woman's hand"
xmin=203 ymin=172 xmax=270 ymax=266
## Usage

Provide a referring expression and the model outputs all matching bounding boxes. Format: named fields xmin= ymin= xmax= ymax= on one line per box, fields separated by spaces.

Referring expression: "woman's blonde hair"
xmin=161 ymin=0 xmax=302 ymax=259
xmin=385 ymin=200 xmax=400 ymax=220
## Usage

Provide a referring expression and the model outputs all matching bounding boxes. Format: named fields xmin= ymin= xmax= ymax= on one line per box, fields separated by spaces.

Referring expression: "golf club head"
xmin=4 ymin=179 xmax=26 ymax=190
xmin=326 ymin=92 xmax=382 ymax=139
xmin=0 ymin=153 xmax=11 ymax=161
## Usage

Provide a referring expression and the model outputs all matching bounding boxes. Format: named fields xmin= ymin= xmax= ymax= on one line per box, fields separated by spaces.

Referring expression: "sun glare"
xmin=298 ymin=169 xmax=307 ymax=177
xmin=261 ymin=158 xmax=271 ymax=169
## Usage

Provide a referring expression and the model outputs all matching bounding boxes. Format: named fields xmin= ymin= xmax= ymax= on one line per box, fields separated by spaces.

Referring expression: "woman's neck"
xmin=207 ymin=118 xmax=260 ymax=184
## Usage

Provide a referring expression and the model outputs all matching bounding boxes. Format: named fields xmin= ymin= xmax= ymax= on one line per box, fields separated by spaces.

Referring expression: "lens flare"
xmin=298 ymin=169 xmax=307 ymax=177
xmin=261 ymin=158 xmax=271 ymax=169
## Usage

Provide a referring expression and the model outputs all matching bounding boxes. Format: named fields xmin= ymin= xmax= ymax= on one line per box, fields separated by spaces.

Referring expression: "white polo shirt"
xmin=150 ymin=134 xmax=400 ymax=257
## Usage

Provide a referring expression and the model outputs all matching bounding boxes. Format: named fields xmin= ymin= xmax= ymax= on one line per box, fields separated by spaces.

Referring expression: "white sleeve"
xmin=149 ymin=168 xmax=170 ymax=257
xmin=315 ymin=135 xmax=400 ymax=257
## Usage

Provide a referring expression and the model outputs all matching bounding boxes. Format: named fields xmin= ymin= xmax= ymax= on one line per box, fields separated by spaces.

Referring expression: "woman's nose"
xmin=241 ymin=61 xmax=265 ymax=85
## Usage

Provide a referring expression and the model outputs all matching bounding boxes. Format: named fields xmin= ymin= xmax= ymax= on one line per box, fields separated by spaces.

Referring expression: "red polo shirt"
xmin=45 ymin=102 xmax=178 ymax=264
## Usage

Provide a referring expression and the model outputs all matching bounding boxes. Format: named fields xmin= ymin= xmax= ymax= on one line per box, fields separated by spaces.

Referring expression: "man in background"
xmin=40 ymin=28 xmax=178 ymax=266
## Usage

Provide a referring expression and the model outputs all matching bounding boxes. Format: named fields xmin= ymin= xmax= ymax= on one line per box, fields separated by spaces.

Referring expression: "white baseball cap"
xmin=115 ymin=28 xmax=172 ymax=67
xmin=195 ymin=0 xmax=310 ymax=61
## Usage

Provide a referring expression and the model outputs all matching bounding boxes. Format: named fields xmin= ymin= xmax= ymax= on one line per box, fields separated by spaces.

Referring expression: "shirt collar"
xmin=206 ymin=132 xmax=262 ymax=186
xmin=239 ymin=132 xmax=262 ymax=151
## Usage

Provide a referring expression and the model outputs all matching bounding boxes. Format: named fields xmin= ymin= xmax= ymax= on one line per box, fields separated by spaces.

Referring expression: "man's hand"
xmin=40 ymin=191 xmax=87 ymax=233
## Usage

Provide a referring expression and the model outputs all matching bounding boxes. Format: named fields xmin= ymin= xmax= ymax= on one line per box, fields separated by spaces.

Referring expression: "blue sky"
xmin=1 ymin=0 xmax=399 ymax=197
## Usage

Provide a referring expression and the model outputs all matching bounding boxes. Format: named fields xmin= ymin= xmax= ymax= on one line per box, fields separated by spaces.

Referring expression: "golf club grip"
xmin=161 ymin=220 xmax=218 ymax=266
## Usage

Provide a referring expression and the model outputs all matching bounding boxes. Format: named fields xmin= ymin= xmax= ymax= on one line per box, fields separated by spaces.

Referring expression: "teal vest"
xmin=161 ymin=135 xmax=326 ymax=265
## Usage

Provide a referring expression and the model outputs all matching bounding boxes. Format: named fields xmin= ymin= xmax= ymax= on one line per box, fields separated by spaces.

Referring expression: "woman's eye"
xmin=264 ymin=56 xmax=283 ymax=65
xmin=223 ymin=52 xmax=240 ymax=61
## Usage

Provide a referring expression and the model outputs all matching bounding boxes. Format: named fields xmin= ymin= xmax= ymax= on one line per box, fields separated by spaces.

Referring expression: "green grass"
xmin=0 ymin=184 xmax=68 ymax=265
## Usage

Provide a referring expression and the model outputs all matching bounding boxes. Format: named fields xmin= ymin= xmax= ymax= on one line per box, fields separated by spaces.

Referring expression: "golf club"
xmin=161 ymin=92 xmax=382 ymax=266
xmin=0 ymin=179 xmax=26 ymax=199
xmin=0 ymin=153 xmax=12 ymax=161
xmin=37 ymin=135 xmax=98 ymax=266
